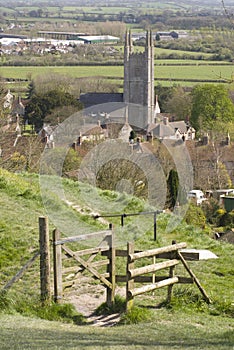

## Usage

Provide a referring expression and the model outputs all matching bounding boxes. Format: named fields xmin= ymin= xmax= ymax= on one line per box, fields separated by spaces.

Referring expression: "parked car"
xmin=187 ymin=190 xmax=207 ymax=205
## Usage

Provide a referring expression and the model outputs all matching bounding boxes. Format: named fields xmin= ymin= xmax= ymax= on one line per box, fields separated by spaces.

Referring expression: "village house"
xmin=147 ymin=116 xmax=196 ymax=141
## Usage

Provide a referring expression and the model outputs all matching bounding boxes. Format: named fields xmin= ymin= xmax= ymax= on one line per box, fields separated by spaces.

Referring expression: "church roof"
xmin=79 ymin=93 xmax=123 ymax=108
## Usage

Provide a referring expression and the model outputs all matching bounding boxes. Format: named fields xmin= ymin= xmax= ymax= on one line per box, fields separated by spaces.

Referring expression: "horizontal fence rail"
xmin=128 ymin=242 xmax=187 ymax=262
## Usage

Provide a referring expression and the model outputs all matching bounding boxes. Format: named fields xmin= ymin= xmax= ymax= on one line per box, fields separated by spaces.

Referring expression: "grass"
xmin=0 ymin=311 xmax=233 ymax=350
xmin=0 ymin=169 xmax=233 ymax=349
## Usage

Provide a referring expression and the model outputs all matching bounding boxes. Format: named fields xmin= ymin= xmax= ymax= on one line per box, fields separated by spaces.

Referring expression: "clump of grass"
xmin=208 ymin=300 xmax=234 ymax=318
xmin=168 ymin=287 xmax=209 ymax=313
xmin=0 ymin=291 xmax=15 ymax=313
xmin=95 ymin=295 xmax=126 ymax=316
xmin=15 ymin=297 xmax=86 ymax=325
xmin=36 ymin=303 xmax=87 ymax=325
xmin=0 ymin=290 xmax=85 ymax=325
xmin=120 ymin=306 xmax=153 ymax=324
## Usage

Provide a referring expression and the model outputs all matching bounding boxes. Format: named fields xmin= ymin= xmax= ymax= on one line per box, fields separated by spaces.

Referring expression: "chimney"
xmin=163 ymin=116 xmax=169 ymax=125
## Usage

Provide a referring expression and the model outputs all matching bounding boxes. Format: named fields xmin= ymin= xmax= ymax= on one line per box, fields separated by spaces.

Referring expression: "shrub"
xmin=183 ymin=203 xmax=206 ymax=228
xmin=201 ymin=198 xmax=220 ymax=224
xmin=218 ymin=210 xmax=234 ymax=227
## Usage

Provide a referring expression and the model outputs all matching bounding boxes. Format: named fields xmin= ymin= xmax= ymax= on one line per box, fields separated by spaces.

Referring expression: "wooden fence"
xmin=125 ymin=241 xmax=211 ymax=310
xmin=38 ymin=216 xmax=211 ymax=310
xmin=1 ymin=216 xmax=211 ymax=313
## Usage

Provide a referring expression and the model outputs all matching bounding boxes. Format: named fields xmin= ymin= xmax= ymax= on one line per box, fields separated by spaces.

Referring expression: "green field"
xmin=1 ymin=64 xmax=234 ymax=84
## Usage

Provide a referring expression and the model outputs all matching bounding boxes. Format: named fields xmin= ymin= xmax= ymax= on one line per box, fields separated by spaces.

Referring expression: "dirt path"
xmin=64 ymin=276 xmax=125 ymax=327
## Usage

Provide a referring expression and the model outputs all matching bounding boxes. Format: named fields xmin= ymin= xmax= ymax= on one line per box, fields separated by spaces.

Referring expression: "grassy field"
xmin=1 ymin=64 xmax=233 ymax=84
xmin=0 ymin=168 xmax=233 ymax=350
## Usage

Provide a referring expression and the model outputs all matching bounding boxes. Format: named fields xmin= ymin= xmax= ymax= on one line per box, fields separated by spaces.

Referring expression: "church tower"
xmin=123 ymin=30 xmax=155 ymax=127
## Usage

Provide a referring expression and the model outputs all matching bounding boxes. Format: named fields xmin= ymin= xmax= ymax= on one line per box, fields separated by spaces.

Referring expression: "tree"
xmin=167 ymin=169 xmax=179 ymax=209
xmin=190 ymin=84 xmax=234 ymax=134
xmin=129 ymin=130 xmax=136 ymax=142
xmin=25 ymin=89 xmax=83 ymax=131
xmin=155 ymin=84 xmax=175 ymax=113
xmin=164 ymin=86 xmax=192 ymax=120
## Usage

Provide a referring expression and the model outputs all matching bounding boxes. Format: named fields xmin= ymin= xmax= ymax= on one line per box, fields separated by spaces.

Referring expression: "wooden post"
xmin=153 ymin=212 xmax=157 ymax=241
xmin=106 ymin=224 xmax=116 ymax=307
xmin=39 ymin=216 xmax=51 ymax=303
xmin=126 ymin=241 xmax=135 ymax=311
xmin=53 ymin=229 xmax=63 ymax=303
xmin=178 ymin=251 xmax=212 ymax=304
xmin=167 ymin=240 xmax=176 ymax=303
xmin=121 ymin=214 xmax=124 ymax=227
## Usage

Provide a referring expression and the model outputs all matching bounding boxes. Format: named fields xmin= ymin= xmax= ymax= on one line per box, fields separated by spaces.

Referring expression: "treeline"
xmin=56 ymin=12 xmax=232 ymax=31
xmin=156 ymin=32 xmax=234 ymax=61
xmin=0 ymin=58 xmax=123 ymax=66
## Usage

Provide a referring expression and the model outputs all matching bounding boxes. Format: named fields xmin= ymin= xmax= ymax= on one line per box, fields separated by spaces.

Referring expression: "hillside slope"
xmin=0 ymin=168 xmax=233 ymax=349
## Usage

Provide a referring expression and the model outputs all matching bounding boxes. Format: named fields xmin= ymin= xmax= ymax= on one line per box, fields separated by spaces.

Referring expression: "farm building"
xmin=156 ymin=31 xmax=188 ymax=40
xmin=77 ymin=35 xmax=120 ymax=44
xmin=37 ymin=31 xmax=120 ymax=44
xmin=38 ymin=31 xmax=86 ymax=40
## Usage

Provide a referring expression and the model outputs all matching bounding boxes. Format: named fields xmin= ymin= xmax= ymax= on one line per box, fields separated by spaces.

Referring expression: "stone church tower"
xmin=123 ymin=30 xmax=155 ymax=127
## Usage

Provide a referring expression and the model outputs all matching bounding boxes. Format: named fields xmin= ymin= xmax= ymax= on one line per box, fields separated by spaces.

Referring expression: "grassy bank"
xmin=0 ymin=169 xmax=233 ymax=349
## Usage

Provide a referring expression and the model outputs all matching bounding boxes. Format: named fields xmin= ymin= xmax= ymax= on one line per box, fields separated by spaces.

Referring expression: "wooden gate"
xmin=39 ymin=217 xmax=211 ymax=310
xmin=52 ymin=226 xmax=116 ymax=306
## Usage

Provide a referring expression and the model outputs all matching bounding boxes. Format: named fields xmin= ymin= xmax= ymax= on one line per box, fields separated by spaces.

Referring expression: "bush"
xmin=183 ymin=203 xmax=206 ymax=228
xmin=218 ymin=210 xmax=234 ymax=227
xmin=201 ymin=198 xmax=220 ymax=224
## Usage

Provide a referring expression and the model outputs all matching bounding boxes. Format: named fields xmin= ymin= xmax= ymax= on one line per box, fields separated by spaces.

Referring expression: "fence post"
xmin=167 ymin=240 xmax=176 ymax=303
xmin=154 ymin=212 xmax=157 ymax=241
xmin=106 ymin=224 xmax=116 ymax=307
xmin=39 ymin=216 xmax=51 ymax=303
xmin=53 ymin=229 xmax=63 ymax=303
xmin=126 ymin=241 xmax=135 ymax=311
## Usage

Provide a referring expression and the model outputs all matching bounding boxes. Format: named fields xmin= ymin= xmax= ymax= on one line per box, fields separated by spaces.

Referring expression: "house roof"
xmin=170 ymin=121 xmax=188 ymax=134
xmin=81 ymin=124 xmax=105 ymax=136
xmin=152 ymin=123 xmax=174 ymax=138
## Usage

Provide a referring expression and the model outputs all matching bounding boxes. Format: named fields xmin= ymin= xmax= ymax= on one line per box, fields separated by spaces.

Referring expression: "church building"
xmin=123 ymin=30 xmax=155 ymax=126
xmin=79 ymin=30 xmax=156 ymax=129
